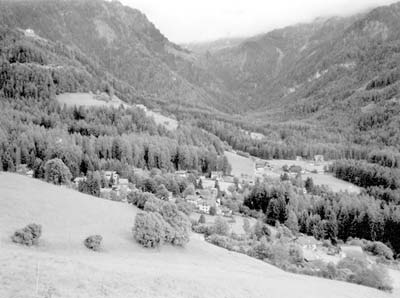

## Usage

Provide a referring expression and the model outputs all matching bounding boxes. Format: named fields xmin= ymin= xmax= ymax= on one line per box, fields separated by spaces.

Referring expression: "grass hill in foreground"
xmin=0 ymin=173 xmax=394 ymax=298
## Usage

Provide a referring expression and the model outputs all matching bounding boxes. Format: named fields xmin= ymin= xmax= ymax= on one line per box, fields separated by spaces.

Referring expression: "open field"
xmin=224 ymin=151 xmax=255 ymax=179
xmin=0 ymin=173 xmax=396 ymax=298
xmin=56 ymin=93 xmax=178 ymax=130
xmin=224 ymin=152 xmax=360 ymax=193
xmin=303 ymin=173 xmax=361 ymax=193
xmin=264 ymin=159 xmax=361 ymax=194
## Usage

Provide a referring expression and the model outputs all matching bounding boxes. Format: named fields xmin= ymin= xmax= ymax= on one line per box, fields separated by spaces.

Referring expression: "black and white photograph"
xmin=1 ymin=0 xmax=400 ymax=297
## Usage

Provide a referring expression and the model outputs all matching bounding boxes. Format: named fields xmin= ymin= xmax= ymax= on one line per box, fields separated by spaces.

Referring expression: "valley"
xmin=1 ymin=0 xmax=400 ymax=297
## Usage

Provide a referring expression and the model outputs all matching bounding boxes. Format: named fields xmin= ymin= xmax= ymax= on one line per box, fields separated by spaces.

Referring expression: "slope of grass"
xmin=224 ymin=151 xmax=255 ymax=179
xmin=0 ymin=173 xmax=394 ymax=298
xmin=56 ymin=92 xmax=178 ymax=130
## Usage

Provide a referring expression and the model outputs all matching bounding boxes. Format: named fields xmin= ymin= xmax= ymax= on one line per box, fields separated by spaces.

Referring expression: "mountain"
xmin=193 ymin=3 xmax=400 ymax=150
xmin=0 ymin=0 xmax=239 ymax=113
xmin=183 ymin=37 xmax=246 ymax=54
xmin=2 ymin=0 xmax=400 ymax=153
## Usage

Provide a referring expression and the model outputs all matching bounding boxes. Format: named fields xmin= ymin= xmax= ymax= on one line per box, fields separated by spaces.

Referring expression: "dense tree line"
xmin=331 ymin=160 xmax=400 ymax=204
xmin=0 ymin=96 xmax=226 ymax=179
xmin=195 ymin=118 xmax=369 ymax=161
xmin=242 ymin=179 xmax=400 ymax=257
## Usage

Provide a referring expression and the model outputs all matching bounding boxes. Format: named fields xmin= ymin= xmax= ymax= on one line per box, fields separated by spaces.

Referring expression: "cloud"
xmin=121 ymin=0 xmax=398 ymax=43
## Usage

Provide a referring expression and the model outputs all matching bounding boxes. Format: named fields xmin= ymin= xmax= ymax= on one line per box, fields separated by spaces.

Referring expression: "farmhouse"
xmin=186 ymin=195 xmax=215 ymax=214
xmin=223 ymin=175 xmax=235 ymax=183
xmin=175 ymin=170 xmax=188 ymax=178
xmin=201 ymin=178 xmax=216 ymax=189
xmin=314 ymin=155 xmax=324 ymax=163
xmin=211 ymin=171 xmax=223 ymax=180
xmin=255 ymin=160 xmax=267 ymax=169
xmin=104 ymin=171 xmax=119 ymax=183
xmin=73 ymin=176 xmax=86 ymax=187
xmin=24 ymin=28 xmax=35 ymax=37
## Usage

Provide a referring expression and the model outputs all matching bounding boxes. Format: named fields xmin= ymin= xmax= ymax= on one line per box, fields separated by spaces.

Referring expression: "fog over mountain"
xmin=121 ymin=0 xmax=398 ymax=43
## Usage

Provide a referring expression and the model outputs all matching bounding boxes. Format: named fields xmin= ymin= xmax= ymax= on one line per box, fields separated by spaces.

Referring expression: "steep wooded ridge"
xmin=201 ymin=3 xmax=400 ymax=144
xmin=0 ymin=0 xmax=240 ymax=113
xmin=1 ymin=0 xmax=400 ymax=155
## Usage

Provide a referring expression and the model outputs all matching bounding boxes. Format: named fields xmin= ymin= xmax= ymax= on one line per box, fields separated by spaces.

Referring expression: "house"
xmin=255 ymin=160 xmax=267 ymax=170
xmin=24 ymin=28 xmax=35 ymax=37
xmin=198 ymin=202 xmax=211 ymax=214
xmin=223 ymin=175 xmax=235 ymax=183
xmin=136 ymin=104 xmax=148 ymax=112
xmin=175 ymin=170 xmax=188 ymax=178
xmin=201 ymin=178 xmax=216 ymax=189
xmin=211 ymin=171 xmax=223 ymax=180
xmin=209 ymin=188 xmax=218 ymax=199
xmin=104 ymin=171 xmax=119 ymax=184
xmin=221 ymin=206 xmax=232 ymax=217
xmin=218 ymin=181 xmax=235 ymax=193
xmin=296 ymin=156 xmax=303 ymax=161
xmin=73 ymin=177 xmax=86 ymax=187
xmin=314 ymin=155 xmax=324 ymax=163
xmin=119 ymin=178 xmax=129 ymax=187
xmin=186 ymin=195 xmax=201 ymax=206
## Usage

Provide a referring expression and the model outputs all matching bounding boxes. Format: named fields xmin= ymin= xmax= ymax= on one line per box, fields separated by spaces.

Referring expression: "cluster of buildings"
xmin=176 ymin=170 xmax=236 ymax=217
xmin=74 ymin=171 xmax=132 ymax=201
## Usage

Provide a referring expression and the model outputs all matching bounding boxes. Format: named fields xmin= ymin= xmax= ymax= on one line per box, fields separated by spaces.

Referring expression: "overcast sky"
xmin=120 ymin=0 xmax=398 ymax=43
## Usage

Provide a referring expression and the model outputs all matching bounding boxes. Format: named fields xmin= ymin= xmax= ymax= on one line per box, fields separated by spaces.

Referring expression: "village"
xmin=14 ymin=152 xmax=338 ymax=220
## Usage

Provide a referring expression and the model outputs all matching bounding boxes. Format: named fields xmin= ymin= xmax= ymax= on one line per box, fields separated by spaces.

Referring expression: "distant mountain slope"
xmin=0 ymin=0 xmax=239 ymax=112
xmin=194 ymin=2 xmax=400 ymax=149
xmin=0 ymin=173 xmax=393 ymax=298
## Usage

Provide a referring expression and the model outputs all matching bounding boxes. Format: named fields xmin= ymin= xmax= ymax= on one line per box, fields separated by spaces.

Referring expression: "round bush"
xmin=133 ymin=212 xmax=167 ymax=248
xmin=84 ymin=235 xmax=103 ymax=251
xmin=12 ymin=223 xmax=42 ymax=246
xmin=44 ymin=158 xmax=72 ymax=185
xmin=363 ymin=241 xmax=394 ymax=260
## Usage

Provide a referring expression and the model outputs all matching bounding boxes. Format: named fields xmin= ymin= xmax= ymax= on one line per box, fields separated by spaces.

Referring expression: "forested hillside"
xmin=3 ymin=0 xmax=400 ymax=161
xmin=0 ymin=0 xmax=240 ymax=113
xmin=0 ymin=24 xmax=228 ymax=178
xmin=185 ymin=3 xmax=400 ymax=159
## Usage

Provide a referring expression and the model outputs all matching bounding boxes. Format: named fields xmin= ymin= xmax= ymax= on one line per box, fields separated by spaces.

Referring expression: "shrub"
xmin=133 ymin=212 xmax=168 ymax=248
xmin=213 ymin=217 xmax=230 ymax=236
xmin=44 ymin=158 xmax=71 ymax=185
xmin=207 ymin=234 xmax=234 ymax=250
xmin=84 ymin=235 xmax=102 ymax=251
xmin=242 ymin=218 xmax=251 ymax=234
xmin=127 ymin=191 xmax=155 ymax=209
xmin=338 ymin=255 xmax=393 ymax=291
xmin=155 ymin=184 xmax=170 ymax=200
xmin=276 ymin=223 xmax=293 ymax=239
xmin=363 ymin=241 xmax=394 ymax=260
xmin=192 ymin=223 xmax=211 ymax=235
xmin=288 ymin=245 xmax=304 ymax=265
xmin=159 ymin=202 xmax=191 ymax=246
xmin=209 ymin=206 xmax=217 ymax=215
xmin=198 ymin=214 xmax=206 ymax=224
xmin=253 ymin=220 xmax=270 ymax=240
xmin=12 ymin=223 xmax=42 ymax=246
xmin=143 ymin=197 xmax=163 ymax=213
xmin=182 ymin=184 xmax=195 ymax=198
xmin=250 ymin=237 xmax=272 ymax=260
xmin=176 ymin=201 xmax=193 ymax=216
xmin=346 ymin=237 xmax=364 ymax=246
